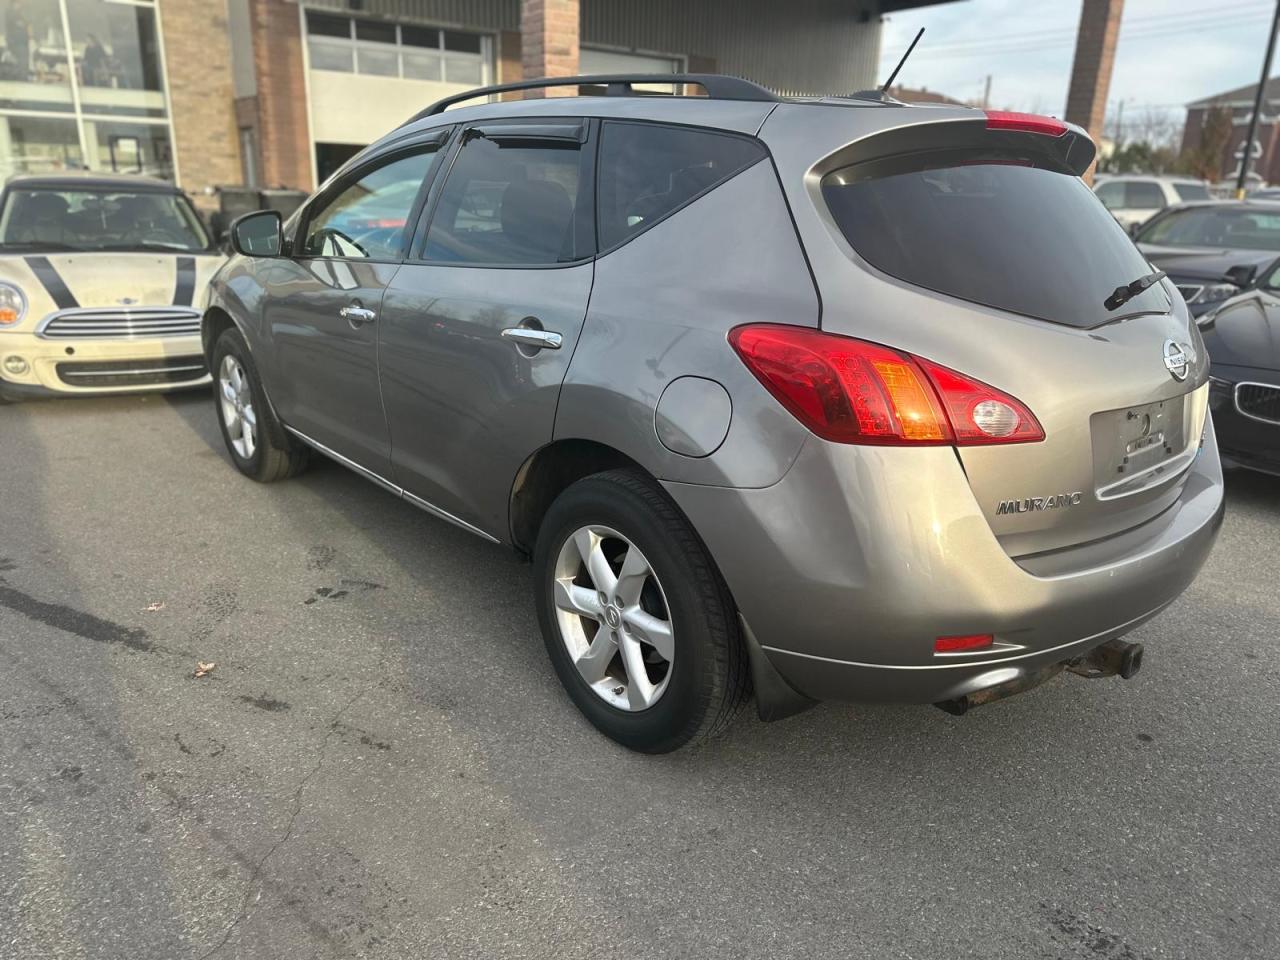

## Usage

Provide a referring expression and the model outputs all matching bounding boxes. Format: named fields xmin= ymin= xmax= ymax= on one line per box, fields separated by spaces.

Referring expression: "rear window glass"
xmin=821 ymin=152 xmax=1167 ymax=328
xmin=1173 ymin=182 xmax=1210 ymax=202
xmin=1136 ymin=206 xmax=1280 ymax=251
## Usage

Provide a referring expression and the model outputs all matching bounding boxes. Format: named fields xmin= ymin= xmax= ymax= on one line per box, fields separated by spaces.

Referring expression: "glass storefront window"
xmin=0 ymin=114 xmax=81 ymax=177
xmin=83 ymin=118 xmax=171 ymax=178
xmin=305 ymin=12 xmax=490 ymax=85
xmin=0 ymin=0 xmax=73 ymax=112
xmin=0 ymin=0 xmax=174 ymax=180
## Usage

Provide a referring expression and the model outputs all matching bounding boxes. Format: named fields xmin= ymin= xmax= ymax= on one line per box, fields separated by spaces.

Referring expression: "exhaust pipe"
xmin=934 ymin=663 xmax=1063 ymax=716
xmin=1065 ymin=638 xmax=1144 ymax=680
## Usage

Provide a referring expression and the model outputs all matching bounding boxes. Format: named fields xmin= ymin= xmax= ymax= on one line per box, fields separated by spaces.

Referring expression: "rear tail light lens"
xmin=984 ymin=110 xmax=1068 ymax=138
xmin=935 ymin=634 xmax=994 ymax=654
xmin=728 ymin=325 xmax=1044 ymax=446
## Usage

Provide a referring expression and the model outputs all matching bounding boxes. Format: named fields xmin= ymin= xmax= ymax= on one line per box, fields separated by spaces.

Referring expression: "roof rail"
xmin=406 ymin=73 xmax=779 ymax=123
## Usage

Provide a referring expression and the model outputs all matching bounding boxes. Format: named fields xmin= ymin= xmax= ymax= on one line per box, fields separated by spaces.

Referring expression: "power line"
xmin=879 ymin=3 xmax=1272 ymax=59
xmin=880 ymin=13 xmax=1272 ymax=62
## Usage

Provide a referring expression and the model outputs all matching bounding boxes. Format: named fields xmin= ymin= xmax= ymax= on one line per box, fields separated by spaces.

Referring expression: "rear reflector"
xmin=728 ymin=324 xmax=1044 ymax=446
xmin=984 ymin=110 xmax=1068 ymax=138
xmin=935 ymin=634 xmax=994 ymax=654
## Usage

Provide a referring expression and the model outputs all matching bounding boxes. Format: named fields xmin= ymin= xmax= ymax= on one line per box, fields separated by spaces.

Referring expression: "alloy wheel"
xmin=218 ymin=354 xmax=257 ymax=460
xmin=551 ymin=525 xmax=675 ymax=711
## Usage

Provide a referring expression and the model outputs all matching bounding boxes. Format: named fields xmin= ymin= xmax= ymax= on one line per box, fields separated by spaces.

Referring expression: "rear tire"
xmin=533 ymin=469 xmax=749 ymax=753
xmin=211 ymin=327 xmax=308 ymax=482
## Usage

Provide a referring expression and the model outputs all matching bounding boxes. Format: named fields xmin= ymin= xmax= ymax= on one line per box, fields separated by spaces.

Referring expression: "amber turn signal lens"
xmin=0 ymin=307 xmax=18 ymax=325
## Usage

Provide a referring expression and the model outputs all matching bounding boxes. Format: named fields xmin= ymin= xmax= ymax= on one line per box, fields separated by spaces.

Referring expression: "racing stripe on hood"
xmin=172 ymin=256 xmax=196 ymax=306
xmin=24 ymin=256 xmax=79 ymax=309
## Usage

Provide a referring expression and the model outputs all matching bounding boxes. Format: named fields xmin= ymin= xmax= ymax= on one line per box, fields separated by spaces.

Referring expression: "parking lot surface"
xmin=1 ymin=390 xmax=1277 ymax=960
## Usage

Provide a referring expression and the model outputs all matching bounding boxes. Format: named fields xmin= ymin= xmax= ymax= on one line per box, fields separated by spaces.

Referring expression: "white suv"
xmin=1094 ymin=175 xmax=1211 ymax=230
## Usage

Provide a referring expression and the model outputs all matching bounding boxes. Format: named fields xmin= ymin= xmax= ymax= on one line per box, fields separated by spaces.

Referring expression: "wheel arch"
xmin=201 ymin=305 xmax=236 ymax=366
xmin=509 ymin=438 xmax=655 ymax=556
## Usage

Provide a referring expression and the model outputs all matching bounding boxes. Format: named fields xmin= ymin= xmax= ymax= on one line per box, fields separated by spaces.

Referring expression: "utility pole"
xmin=1237 ymin=0 xmax=1280 ymax=197
xmin=1114 ymin=98 xmax=1125 ymax=146
xmin=982 ymin=74 xmax=992 ymax=109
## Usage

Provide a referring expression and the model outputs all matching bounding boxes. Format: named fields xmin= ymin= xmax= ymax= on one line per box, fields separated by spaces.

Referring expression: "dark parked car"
xmin=1201 ymin=259 xmax=1280 ymax=475
xmin=1135 ymin=200 xmax=1280 ymax=317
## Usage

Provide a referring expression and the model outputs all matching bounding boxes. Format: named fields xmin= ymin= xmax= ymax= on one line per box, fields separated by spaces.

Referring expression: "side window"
xmin=423 ymin=133 xmax=586 ymax=265
xmin=596 ymin=121 xmax=767 ymax=251
xmin=301 ymin=150 xmax=435 ymax=260
xmin=1126 ymin=180 xmax=1165 ymax=210
xmin=1095 ymin=181 xmax=1125 ymax=209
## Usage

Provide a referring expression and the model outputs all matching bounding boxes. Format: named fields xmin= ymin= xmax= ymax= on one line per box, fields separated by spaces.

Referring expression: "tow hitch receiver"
xmin=1065 ymin=638 xmax=1145 ymax=680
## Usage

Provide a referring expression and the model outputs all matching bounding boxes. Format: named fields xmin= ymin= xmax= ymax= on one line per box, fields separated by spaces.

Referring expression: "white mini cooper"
xmin=0 ymin=172 xmax=224 ymax=400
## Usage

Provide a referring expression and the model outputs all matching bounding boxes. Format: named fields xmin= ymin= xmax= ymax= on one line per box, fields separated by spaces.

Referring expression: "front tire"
xmin=533 ymin=470 xmax=749 ymax=753
xmin=211 ymin=327 xmax=308 ymax=482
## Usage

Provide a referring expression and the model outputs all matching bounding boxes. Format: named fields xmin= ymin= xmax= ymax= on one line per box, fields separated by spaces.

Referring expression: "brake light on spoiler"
xmin=984 ymin=110 xmax=1068 ymax=138
xmin=728 ymin=325 xmax=1044 ymax=447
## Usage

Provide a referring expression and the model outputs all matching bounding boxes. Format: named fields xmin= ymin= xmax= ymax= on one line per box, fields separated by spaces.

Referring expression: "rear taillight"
xmin=984 ymin=110 xmax=1068 ymax=138
xmin=728 ymin=324 xmax=1044 ymax=447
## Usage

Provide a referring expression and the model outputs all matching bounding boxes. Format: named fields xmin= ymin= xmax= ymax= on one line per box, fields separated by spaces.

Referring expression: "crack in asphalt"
xmin=195 ymin=668 xmax=388 ymax=960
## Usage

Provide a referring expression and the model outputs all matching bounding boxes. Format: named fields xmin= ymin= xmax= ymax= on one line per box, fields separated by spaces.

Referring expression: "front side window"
xmin=423 ymin=134 xmax=586 ymax=265
xmin=822 ymin=150 xmax=1168 ymax=329
xmin=1126 ymin=180 xmax=1165 ymax=210
xmin=596 ymin=121 xmax=766 ymax=251
xmin=301 ymin=150 xmax=435 ymax=260
xmin=1136 ymin=206 xmax=1280 ymax=252
xmin=0 ymin=188 xmax=208 ymax=251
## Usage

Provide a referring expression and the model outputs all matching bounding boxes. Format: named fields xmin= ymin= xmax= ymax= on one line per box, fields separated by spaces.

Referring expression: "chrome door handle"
xmin=501 ymin=327 xmax=562 ymax=350
xmin=340 ymin=305 xmax=377 ymax=325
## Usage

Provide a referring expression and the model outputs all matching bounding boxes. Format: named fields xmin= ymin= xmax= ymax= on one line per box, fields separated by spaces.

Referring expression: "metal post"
xmin=1237 ymin=0 xmax=1280 ymax=197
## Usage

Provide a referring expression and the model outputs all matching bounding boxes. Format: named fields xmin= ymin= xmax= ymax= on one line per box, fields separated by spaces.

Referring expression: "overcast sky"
xmin=879 ymin=0 xmax=1275 ymax=137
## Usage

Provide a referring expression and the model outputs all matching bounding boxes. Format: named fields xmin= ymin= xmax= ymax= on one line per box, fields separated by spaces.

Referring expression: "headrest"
xmin=499 ymin=179 xmax=573 ymax=260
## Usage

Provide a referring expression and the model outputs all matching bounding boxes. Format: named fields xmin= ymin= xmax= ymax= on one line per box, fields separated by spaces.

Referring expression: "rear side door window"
xmin=421 ymin=124 xmax=592 ymax=265
xmin=595 ymin=121 xmax=767 ymax=251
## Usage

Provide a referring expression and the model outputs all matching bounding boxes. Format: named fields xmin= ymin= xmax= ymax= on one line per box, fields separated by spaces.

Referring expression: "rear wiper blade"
xmin=1105 ymin=270 xmax=1166 ymax=311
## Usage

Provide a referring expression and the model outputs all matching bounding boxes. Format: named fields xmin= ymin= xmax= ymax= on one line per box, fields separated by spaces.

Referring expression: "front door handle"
xmin=340 ymin=305 xmax=377 ymax=326
xmin=501 ymin=327 xmax=562 ymax=351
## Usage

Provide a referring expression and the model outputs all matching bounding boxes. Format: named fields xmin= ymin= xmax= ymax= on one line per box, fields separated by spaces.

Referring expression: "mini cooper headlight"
xmin=0 ymin=282 xmax=26 ymax=325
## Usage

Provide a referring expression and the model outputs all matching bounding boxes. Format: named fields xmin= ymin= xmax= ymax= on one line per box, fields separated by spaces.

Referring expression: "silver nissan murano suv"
xmin=203 ymin=74 xmax=1224 ymax=752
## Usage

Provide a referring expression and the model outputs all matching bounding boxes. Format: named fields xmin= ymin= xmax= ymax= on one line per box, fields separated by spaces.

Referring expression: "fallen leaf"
xmin=194 ymin=661 xmax=216 ymax=678
xmin=144 ymin=601 xmax=165 ymax=612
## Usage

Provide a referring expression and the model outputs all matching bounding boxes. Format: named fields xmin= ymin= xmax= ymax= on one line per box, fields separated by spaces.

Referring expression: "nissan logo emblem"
xmin=1162 ymin=339 xmax=1189 ymax=381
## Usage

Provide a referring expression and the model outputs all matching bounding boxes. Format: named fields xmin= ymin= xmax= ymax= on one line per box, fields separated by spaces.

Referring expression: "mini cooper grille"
xmin=55 ymin=356 xmax=207 ymax=389
xmin=39 ymin=307 xmax=202 ymax=340
xmin=1176 ymin=284 xmax=1203 ymax=303
xmin=1236 ymin=382 xmax=1280 ymax=424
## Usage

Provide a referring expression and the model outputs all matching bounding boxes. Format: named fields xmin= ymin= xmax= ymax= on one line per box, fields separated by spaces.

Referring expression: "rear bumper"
xmin=0 ymin=330 xmax=209 ymax=397
xmin=663 ymin=418 xmax=1224 ymax=705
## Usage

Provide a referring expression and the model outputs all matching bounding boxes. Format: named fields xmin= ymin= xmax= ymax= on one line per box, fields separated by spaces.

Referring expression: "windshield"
xmin=1136 ymin=205 xmax=1280 ymax=251
xmin=0 ymin=188 xmax=210 ymax=252
xmin=821 ymin=150 xmax=1168 ymax=328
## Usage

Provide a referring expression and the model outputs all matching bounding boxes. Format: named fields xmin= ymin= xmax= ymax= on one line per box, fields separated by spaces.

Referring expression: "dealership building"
xmin=0 ymin=0 xmax=951 ymax=196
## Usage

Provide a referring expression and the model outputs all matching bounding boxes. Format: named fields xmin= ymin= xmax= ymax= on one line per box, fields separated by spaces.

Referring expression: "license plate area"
xmin=1091 ymin=397 xmax=1190 ymax=499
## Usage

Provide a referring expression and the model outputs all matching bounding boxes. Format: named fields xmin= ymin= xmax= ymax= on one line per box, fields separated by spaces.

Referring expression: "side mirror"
xmin=230 ymin=210 xmax=283 ymax=258
xmin=1127 ymin=220 xmax=1142 ymax=239
xmin=1224 ymin=263 xmax=1258 ymax=288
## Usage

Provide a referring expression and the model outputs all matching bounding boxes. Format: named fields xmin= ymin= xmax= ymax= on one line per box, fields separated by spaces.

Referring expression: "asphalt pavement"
xmin=1 ymin=390 xmax=1277 ymax=960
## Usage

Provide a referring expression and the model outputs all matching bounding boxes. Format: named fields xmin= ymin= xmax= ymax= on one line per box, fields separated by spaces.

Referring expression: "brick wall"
xmin=521 ymin=0 xmax=579 ymax=96
xmin=248 ymin=0 xmax=313 ymax=190
xmin=159 ymin=0 xmax=240 ymax=199
xmin=1064 ymin=0 xmax=1123 ymax=183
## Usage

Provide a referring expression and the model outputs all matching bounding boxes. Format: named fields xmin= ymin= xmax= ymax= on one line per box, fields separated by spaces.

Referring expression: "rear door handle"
xmin=340 ymin=305 xmax=377 ymax=326
xmin=501 ymin=327 xmax=562 ymax=350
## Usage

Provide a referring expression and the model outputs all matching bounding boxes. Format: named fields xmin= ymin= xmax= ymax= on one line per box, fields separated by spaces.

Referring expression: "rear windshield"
xmin=1135 ymin=205 xmax=1280 ymax=252
xmin=821 ymin=151 xmax=1168 ymax=328
xmin=1173 ymin=182 xmax=1210 ymax=202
